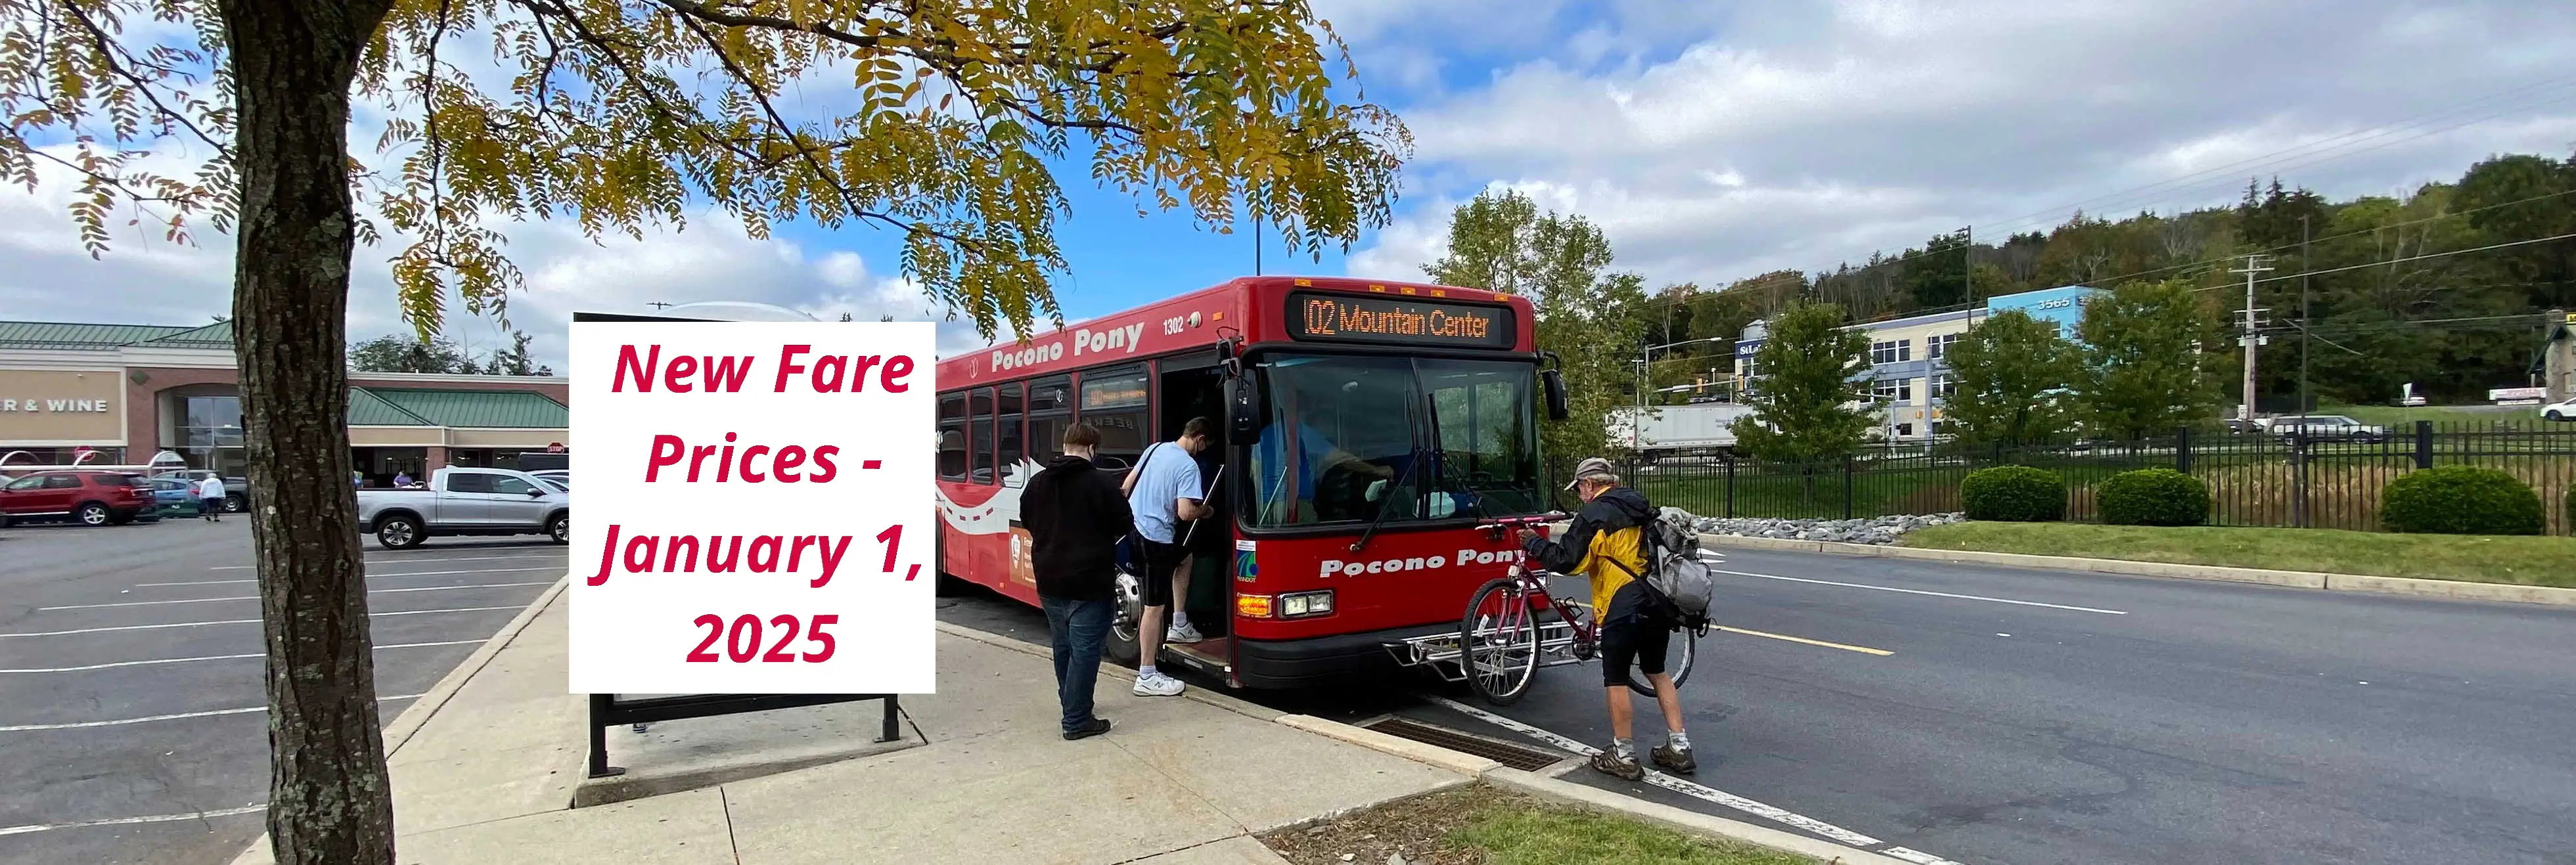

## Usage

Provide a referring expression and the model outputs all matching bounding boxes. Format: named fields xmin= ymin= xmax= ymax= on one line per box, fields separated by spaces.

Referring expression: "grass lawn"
xmin=1902 ymin=522 xmax=2576 ymax=588
xmin=1261 ymin=785 xmax=1815 ymax=865
xmin=2313 ymin=402 xmax=2545 ymax=428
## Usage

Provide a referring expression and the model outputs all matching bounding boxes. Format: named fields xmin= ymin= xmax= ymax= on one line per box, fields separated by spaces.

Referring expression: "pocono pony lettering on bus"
xmin=932 ymin=457 xmax=1044 ymax=535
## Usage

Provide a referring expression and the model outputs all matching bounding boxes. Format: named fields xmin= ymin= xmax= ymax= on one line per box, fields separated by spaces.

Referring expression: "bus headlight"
xmin=1279 ymin=590 xmax=1335 ymax=618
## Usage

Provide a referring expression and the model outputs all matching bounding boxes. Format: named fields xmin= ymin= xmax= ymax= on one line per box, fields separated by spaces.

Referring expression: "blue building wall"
xmin=1983 ymin=285 xmax=2104 ymax=342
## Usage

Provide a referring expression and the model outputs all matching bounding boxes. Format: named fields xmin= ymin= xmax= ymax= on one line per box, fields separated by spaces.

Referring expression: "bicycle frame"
xmin=1382 ymin=514 xmax=1596 ymax=680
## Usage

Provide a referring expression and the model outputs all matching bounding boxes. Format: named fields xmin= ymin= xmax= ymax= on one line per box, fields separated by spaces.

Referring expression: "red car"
xmin=0 ymin=470 xmax=156 ymax=527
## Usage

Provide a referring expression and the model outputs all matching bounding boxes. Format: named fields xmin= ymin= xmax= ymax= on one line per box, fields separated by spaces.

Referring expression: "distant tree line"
xmin=348 ymin=331 xmax=553 ymax=376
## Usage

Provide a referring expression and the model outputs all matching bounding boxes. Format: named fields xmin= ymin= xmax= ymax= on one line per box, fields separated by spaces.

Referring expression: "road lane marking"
xmin=1711 ymin=568 xmax=2129 ymax=615
xmin=1714 ymin=625 xmax=1894 ymax=656
xmin=0 ymin=693 xmax=426 ymax=732
xmin=160 ymin=566 xmax=565 ymax=586
xmin=0 ymin=606 xmax=522 ymax=638
xmin=1428 ymin=695 xmax=1960 ymax=863
xmin=209 ymin=554 xmax=566 ymax=570
xmin=46 ymin=582 xmax=556 ymax=610
xmin=0 ymin=640 xmax=484 ymax=674
xmin=0 ymin=805 xmax=269 ymax=837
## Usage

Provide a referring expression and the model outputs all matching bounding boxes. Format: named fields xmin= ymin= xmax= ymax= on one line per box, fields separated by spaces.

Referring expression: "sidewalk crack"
xmin=1107 ymin=736 xmax=1247 ymax=829
xmin=719 ymin=786 xmax=743 ymax=864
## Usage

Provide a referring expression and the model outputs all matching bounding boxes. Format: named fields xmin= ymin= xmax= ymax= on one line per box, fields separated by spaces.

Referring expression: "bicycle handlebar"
xmin=1474 ymin=512 xmax=1567 ymax=532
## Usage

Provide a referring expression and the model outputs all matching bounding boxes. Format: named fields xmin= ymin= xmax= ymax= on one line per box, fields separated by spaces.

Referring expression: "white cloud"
xmin=1344 ymin=0 xmax=2576 ymax=291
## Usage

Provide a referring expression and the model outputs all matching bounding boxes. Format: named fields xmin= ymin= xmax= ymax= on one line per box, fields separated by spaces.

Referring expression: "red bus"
xmin=933 ymin=275 xmax=1568 ymax=689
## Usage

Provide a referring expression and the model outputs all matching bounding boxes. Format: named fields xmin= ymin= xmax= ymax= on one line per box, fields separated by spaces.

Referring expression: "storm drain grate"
xmin=1358 ymin=717 xmax=1568 ymax=772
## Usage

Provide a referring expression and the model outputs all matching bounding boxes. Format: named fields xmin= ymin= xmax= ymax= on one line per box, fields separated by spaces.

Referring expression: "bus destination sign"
xmin=1288 ymin=292 xmax=1514 ymax=349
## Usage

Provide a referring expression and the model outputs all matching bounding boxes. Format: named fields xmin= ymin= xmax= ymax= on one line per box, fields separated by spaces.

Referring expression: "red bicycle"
xmin=1456 ymin=516 xmax=1697 ymax=705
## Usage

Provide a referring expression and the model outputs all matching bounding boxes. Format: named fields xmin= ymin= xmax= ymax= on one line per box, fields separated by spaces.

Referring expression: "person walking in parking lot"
xmin=1021 ymin=423 xmax=1133 ymax=740
xmin=195 ymin=474 xmax=226 ymax=522
xmin=1518 ymin=456 xmax=1692 ymax=781
xmin=1122 ymin=417 xmax=1213 ymax=697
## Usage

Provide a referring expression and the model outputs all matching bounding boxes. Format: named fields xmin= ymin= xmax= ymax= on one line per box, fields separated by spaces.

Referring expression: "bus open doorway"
xmin=1155 ymin=359 xmax=1236 ymax=676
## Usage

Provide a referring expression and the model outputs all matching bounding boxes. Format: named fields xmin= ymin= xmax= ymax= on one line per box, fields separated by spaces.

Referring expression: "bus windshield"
xmin=1248 ymin=354 xmax=1545 ymax=527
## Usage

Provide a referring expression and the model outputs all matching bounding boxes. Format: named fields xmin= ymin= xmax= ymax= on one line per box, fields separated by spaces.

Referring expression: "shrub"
xmin=2379 ymin=466 xmax=2544 ymax=535
xmin=1960 ymin=465 xmax=2066 ymax=522
xmin=2096 ymin=468 xmax=2212 ymax=527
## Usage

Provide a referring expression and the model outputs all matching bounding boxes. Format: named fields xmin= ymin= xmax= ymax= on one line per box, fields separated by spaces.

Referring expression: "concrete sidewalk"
xmin=238 ymin=588 xmax=1470 ymax=865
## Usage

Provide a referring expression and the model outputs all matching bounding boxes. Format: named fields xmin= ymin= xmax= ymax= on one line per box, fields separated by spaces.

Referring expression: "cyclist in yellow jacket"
xmin=1520 ymin=456 xmax=1692 ymax=781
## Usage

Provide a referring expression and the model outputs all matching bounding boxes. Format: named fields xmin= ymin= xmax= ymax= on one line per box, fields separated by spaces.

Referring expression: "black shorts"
xmin=1598 ymin=617 xmax=1669 ymax=687
xmin=1138 ymin=539 xmax=1189 ymax=608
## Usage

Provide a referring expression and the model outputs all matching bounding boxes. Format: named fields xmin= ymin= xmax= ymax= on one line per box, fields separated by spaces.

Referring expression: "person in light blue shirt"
xmin=1120 ymin=418 xmax=1212 ymax=696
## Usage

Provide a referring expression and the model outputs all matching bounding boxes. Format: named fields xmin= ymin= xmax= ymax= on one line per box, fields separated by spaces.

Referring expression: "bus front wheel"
xmin=1104 ymin=569 xmax=1145 ymax=667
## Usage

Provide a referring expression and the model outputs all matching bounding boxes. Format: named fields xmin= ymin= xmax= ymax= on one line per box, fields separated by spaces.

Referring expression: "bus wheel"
xmin=1104 ymin=569 xmax=1144 ymax=667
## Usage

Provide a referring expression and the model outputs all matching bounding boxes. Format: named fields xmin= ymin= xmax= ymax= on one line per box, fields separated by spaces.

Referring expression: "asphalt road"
xmin=0 ymin=517 xmax=566 ymax=865
xmin=938 ymin=546 xmax=2576 ymax=865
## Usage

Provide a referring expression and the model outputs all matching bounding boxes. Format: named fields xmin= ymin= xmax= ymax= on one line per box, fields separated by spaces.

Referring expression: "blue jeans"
xmin=1041 ymin=595 xmax=1115 ymax=734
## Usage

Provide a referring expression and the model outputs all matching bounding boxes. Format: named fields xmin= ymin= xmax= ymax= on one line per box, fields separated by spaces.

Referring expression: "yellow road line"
xmin=1713 ymin=625 xmax=1894 ymax=656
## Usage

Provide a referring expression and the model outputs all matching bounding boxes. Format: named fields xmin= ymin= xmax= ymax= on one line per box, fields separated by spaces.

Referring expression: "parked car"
xmin=530 ymin=469 xmax=569 ymax=489
xmin=165 ymin=468 xmax=252 ymax=513
xmin=0 ymin=470 xmax=158 ymax=527
xmin=2545 ymin=397 xmax=2575 ymax=422
xmin=355 ymin=466 xmax=570 ymax=549
xmin=2261 ymin=414 xmax=2389 ymax=443
xmin=144 ymin=475 xmax=200 ymax=514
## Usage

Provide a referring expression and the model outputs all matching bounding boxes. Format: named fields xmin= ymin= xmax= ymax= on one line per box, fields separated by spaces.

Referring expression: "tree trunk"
xmin=217 ymin=1 xmax=399 ymax=862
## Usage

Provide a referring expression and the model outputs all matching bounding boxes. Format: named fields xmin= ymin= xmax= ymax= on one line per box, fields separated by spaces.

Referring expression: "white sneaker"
xmin=1166 ymin=622 xmax=1204 ymax=644
xmin=1133 ymin=671 xmax=1185 ymax=697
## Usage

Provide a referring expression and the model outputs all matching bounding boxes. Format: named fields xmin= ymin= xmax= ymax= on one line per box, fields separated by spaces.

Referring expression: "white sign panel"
xmin=568 ymin=322 xmax=936 ymax=694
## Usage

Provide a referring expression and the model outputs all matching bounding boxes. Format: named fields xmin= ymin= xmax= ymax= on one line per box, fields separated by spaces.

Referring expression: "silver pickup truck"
xmin=355 ymin=466 xmax=571 ymax=549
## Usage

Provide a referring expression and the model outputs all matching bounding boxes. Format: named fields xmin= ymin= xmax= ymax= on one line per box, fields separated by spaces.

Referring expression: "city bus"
xmin=932 ymin=275 xmax=1568 ymax=689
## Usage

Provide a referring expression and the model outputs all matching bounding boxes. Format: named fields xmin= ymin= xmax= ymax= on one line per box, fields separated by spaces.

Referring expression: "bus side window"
xmin=997 ymin=382 xmax=1026 ymax=485
xmin=969 ymin=387 xmax=995 ymax=485
xmin=937 ymin=391 xmax=968 ymax=480
xmin=1026 ymin=375 xmax=1072 ymax=464
xmin=1080 ymin=364 xmax=1150 ymax=469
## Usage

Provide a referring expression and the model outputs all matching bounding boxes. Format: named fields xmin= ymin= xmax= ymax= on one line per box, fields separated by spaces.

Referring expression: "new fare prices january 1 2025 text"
xmin=568 ymin=322 xmax=936 ymax=695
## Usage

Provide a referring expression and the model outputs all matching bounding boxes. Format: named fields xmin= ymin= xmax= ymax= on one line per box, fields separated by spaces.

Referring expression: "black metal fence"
xmin=1629 ymin=421 xmax=2576 ymax=536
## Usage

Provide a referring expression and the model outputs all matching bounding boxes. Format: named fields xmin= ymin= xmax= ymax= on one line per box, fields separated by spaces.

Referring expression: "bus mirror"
xmin=1541 ymin=369 xmax=1570 ymax=421
xmin=1226 ymin=378 xmax=1261 ymax=438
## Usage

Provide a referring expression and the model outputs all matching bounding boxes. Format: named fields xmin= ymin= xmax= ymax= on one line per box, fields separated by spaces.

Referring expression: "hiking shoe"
xmin=1651 ymin=744 xmax=1697 ymax=774
xmin=1133 ymin=671 xmax=1186 ymax=697
xmin=1591 ymin=751 xmax=1644 ymax=782
xmin=1166 ymin=622 xmax=1204 ymax=643
xmin=1064 ymin=717 xmax=1112 ymax=740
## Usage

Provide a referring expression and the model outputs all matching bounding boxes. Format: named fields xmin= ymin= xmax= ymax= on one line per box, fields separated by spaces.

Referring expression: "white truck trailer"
xmin=1607 ymin=403 xmax=1756 ymax=460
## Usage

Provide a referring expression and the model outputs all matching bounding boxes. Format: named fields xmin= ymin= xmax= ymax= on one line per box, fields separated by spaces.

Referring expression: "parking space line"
xmin=208 ymin=554 xmax=566 ymax=571
xmin=0 ymin=693 xmax=426 ymax=732
xmin=0 ymin=805 xmax=269 ymax=837
xmin=143 ymin=566 xmax=565 ymax=587
xmin=43 ymin=582 xmax=556 ymax=611
xmin=0 ymin=606 xmax=522 ymax=638
xmin=1711 ymin=567 xmax=2130 ymax=615
xmin=0 ymin=640 xmax=486 ymax=674
xmin=1715 ymin=625 xmax=1895 ymax=656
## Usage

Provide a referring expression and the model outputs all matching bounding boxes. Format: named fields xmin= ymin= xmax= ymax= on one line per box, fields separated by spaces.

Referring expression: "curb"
xmin=1482 ymin=768 xmax=1907 ymax=865
xmin=227 ymin=574 xmax=571 ymax=865
xmin=1701 ymin=533 xmax=2576 ymax=606
xmin=386 ymin=575 xmax=571 ymax=756
xmin=930 ymin=621 xmax=1288 ymax=722
xmin=1270 ymin=712 xmax=1898 ymax=865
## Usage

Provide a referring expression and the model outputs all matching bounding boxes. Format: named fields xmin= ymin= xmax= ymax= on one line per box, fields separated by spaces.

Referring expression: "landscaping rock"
xmin=1673 ymin=510 xmax=1964 ymax=546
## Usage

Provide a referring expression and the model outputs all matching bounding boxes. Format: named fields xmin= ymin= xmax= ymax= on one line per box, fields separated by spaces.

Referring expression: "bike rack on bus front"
xmin=1382 ymin=602 xmax=1592 ymax=682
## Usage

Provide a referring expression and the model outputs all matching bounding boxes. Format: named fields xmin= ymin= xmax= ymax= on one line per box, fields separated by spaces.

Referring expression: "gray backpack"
xmin=1613 ymin=508 xmax=1715 ymax=631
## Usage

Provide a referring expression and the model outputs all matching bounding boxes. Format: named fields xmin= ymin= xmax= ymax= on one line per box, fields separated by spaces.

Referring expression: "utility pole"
xmin=1960 ymin=225 xmax=1974 ymax=307
xmin=2548 ymin=309 xmax=2573 ymax=403
xmin=2299 ymin=216 xmax=2311 ymax=415
xmin=2231 ymin=254 xmax=2275 ymax=420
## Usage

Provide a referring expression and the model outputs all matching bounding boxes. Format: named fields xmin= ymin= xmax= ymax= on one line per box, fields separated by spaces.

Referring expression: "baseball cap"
xmin=1563 ymin=456 xmax=1619 ymax=491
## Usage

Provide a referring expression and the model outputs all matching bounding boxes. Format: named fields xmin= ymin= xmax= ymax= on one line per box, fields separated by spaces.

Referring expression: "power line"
xmin=2214 ymin=230 xmax=2576 ymax=290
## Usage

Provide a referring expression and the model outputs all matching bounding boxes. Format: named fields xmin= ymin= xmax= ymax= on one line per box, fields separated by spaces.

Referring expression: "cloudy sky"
xmin=4 ymin=0 xmax=2573 ymax=370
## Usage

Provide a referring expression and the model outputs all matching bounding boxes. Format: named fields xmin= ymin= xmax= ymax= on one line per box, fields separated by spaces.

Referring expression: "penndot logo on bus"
xmin=1318 ymin=548 xmax=1524 ymax=577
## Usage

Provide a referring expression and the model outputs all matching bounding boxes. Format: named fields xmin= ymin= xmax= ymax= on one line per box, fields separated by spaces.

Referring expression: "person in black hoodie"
xmin=1020 ymin=423 xmax=1135 ymax=740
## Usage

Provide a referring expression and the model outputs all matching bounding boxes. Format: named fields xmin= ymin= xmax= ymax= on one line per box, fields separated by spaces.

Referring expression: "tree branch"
xmin=55 ymin=1 xmax=233 ymax=158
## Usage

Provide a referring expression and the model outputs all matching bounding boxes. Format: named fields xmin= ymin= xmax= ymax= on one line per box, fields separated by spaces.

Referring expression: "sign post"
xmin=568 ymin=311 xmax=936 ymax=777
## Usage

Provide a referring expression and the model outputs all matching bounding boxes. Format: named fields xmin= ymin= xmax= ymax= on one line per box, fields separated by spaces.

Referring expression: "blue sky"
xmin=4 ymin=1 xmax=2574 ymax=368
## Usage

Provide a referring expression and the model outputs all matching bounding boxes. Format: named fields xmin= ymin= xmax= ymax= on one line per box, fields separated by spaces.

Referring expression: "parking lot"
xmin=0 ymin=517 xmax=565 ymax=865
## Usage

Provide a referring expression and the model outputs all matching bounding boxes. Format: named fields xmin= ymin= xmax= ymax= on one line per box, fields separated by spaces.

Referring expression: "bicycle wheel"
xmin=1625 ymin=625 xmax=1696 ymax=698
xmin=1460 ymin=578 xmax=1540 ymax=705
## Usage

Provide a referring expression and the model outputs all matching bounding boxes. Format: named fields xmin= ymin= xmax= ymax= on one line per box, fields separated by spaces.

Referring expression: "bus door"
xmin=1155 ymin=351 xmax=1236 ymax=649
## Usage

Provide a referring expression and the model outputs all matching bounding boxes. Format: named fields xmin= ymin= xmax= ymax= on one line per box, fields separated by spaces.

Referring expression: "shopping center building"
xmin=0 ymin=320 xmax=568 ymax=483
